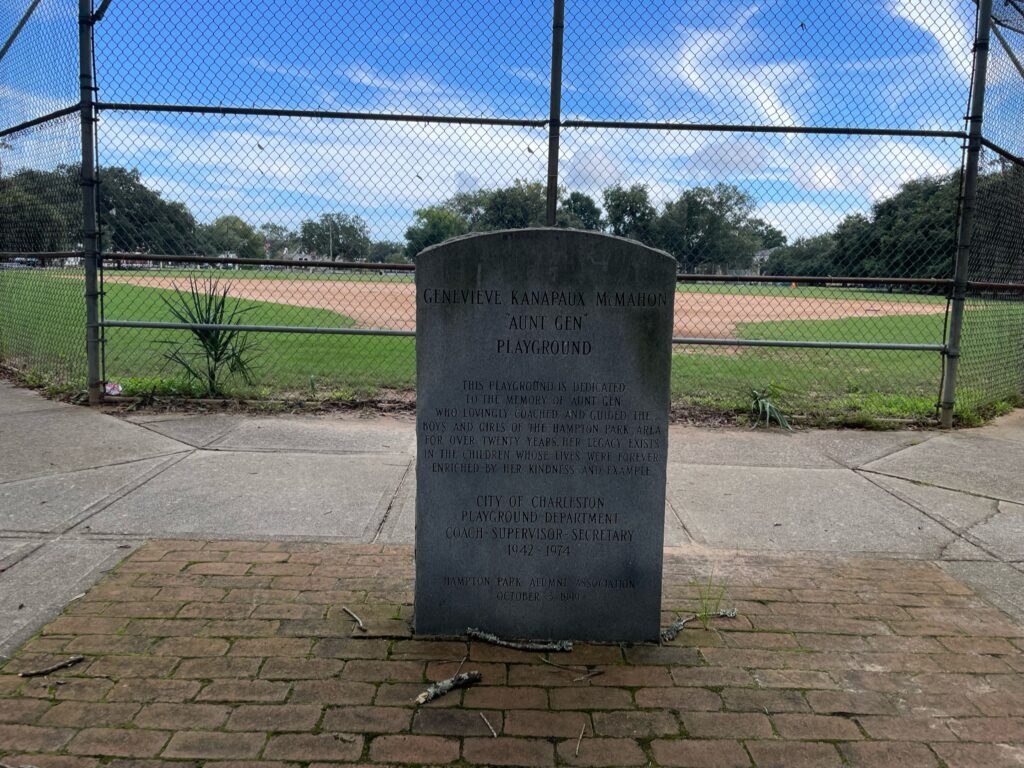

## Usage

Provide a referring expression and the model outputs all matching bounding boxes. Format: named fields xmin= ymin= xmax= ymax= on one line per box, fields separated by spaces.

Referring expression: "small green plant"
xmin=693 ymin=572 xmax=728 ymax=630
xmin=159 ymin=276 xmax=259 ymax=397
xmin=750 ymin=384 xmax=793 ymax=431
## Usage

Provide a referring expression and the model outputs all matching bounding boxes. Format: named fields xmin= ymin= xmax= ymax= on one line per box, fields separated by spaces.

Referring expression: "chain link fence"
xmin=1 ymin=0 xmax=1022 ymax=423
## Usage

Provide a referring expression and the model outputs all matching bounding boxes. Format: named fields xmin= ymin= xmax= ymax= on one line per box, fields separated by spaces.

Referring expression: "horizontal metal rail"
xmin=672 ymin=337 xmax=946 ymax=351
xmin=101 ymin=320 xmax=415 ymax=336
xmin=677 ymin=274 xmax=953 ymax=287
xmin=979 ymin=138 xmax=1024 ymax=168
xmin=96 ymin=102 xmax=549 ymax=128
xmin=968 ymin=280 xmax=1024 ymax=293
xmin=101 ymin=252 xmax=415 ymax=271
xmin=103 ymin=322 xmax=943 ymax=352
xmin=0 ymin=251 xmax=82 ymax=260
xmin=562 ymin=119 xmax=966 ymax=139
xmin=0 ymin=105 xmax=80 ymax=138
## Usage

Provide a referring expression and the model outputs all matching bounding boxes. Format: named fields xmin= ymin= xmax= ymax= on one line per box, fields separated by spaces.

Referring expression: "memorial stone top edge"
xmin=416 ymin=227 xmax=678 ymax=267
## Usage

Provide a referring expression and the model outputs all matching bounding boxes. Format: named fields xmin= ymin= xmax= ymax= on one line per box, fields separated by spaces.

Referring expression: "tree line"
xmin=2 ymin=162 xmax=1020 ymax=281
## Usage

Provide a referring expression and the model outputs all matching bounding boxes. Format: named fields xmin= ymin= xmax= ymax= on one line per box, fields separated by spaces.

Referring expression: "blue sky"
xmin=4 ymin=0 xmax=1014 ymax=243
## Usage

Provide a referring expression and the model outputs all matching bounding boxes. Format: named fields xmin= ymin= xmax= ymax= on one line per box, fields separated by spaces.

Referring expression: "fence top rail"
xmin=561 ymin=119 xmax=966 ymax=140
xmin=100 ymin=253 xmax=416 ymax=271
xmin=95 ymin=101 xmax=549 ymax=128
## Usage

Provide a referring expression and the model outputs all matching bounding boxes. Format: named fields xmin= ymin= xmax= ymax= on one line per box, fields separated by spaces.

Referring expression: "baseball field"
xmin=6 ymin=266 xmax=1016 ymax=422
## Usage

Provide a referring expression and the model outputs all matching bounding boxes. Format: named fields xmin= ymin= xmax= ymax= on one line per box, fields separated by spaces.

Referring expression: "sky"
xmin=2 ymin=0 xmax=1019 ymax=243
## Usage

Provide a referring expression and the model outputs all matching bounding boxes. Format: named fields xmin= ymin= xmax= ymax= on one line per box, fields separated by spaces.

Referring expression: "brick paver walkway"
xmin=2 ymin=541 xmax=1024 ymax=767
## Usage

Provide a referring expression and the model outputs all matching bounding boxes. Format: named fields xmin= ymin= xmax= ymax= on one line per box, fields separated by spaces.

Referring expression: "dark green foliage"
xmin=404 ymin=206 xmax=469 ymax=260
xmin=300 ymin=213 xmax=371 ymax=261
xmin=159 ymin=276 xmax=259 ymax=396
xmin=97 ymin=166 xmax=199 ymax=254
xmin=762 ymin=234 xmax=835 ymax=276
xmin=655 ymin=184 xmax=768 ymax=273
xmin=602 ymin=184 xmax=657 ymax=242
xmin=0 ymin=185 xmax=69 ymax=252
xmin=448 ymin=180 xmax=548 ymax=230
xmin=763 ymin=170 xmax=989 ymax=280
xmin=557 ymin=191 xmax=604 ymax=230
xmin=259 ymin=223 xmax=300 ymax=259
xmin=199 ymin=215 xmax=265 ymax=259
xmin=368 ymin=240 xmax=407 ymax=263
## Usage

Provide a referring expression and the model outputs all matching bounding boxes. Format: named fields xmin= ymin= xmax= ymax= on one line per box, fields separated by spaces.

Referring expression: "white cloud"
xmin=789 ymin=135 xmax=959 ymax=202
xmin=890 ymin=0 xmax=974 ymax=77
xmin=621 ymin=4 xmax=812 ymax=127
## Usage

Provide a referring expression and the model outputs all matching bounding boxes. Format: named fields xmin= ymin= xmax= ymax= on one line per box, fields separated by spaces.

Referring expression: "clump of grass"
xmin=750 ymin=384 xmax=793 ymax=431
xmin=693 ymin=572 xmax=728 ymax=631
xmin=159 ymin=276 xmax=259 ymax=397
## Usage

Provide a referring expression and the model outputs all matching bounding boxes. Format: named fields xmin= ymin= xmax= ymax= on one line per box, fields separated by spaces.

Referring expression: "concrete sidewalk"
xmin=2 ymin=380 xmax=1023 ymax=656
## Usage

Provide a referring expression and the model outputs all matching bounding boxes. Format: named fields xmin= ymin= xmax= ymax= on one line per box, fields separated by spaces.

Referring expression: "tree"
xmin=557 ymin=191 xmax=603 ymax=230
xmin=655 ymin=184 xmax=763 ymax=273
xmin=259 ymin=223 xmax=299 ymax=259
xmin=300 ymin=213 xmax=371 ymax=261
xmin=763 ymin=234 xmax=835 ymax=276
xmin=603 ymin=184 xmax=657 ymax=242
xmin=448 ymin=180 xmax=547 ymax=231
xmin=404 ymin=206 xmax=468 ymax=260
xmin=368 ymin=240 xmax=406 ymax=263
xmin=745 ymin=218 xmax=787 ymax=250
xmin=829 ymin=213 xmax=878 ymax=277
xmin=0 ymin=185 xmax=67 ymax=252
xmin=199 ymin=216 xmax=264 ymax=259
xmin=95 ymin=166 xmax=198 ymax=254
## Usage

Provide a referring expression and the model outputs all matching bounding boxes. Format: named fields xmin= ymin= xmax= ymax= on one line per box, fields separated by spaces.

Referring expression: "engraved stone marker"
xmin=415 ymin=229 xmax=675 ymax=642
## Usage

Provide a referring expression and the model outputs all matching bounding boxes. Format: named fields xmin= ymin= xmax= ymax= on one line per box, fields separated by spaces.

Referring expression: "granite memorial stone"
xmin=415 ymin=228 xmax=675 ymax=642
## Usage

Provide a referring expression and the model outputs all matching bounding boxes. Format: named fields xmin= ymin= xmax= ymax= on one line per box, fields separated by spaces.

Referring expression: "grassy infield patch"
xmin=1 ymin=269 xmax=1020 ymax=424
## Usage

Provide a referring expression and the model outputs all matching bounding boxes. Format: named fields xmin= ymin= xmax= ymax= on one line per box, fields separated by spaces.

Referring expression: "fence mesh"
xmin=0 ymin=0 xmax=83 ymax=390
xmin=0 ymin=0 xmax=78 ymax=128
xmin=562 ymin=0 xmax=974 ymax=132
xmin=0 ymin=0 xmax=1022 ymax=422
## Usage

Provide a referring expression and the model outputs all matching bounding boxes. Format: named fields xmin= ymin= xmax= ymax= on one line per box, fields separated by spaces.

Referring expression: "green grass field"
xmin=2 ymin=268 xmax=1019 ymax=424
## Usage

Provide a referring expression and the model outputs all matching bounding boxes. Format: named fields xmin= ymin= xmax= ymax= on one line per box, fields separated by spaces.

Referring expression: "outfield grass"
xmin=1 ymin=268 xmax=1017 ymax=424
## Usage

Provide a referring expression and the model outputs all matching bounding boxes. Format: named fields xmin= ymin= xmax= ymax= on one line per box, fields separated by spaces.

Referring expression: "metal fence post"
xmin=79 ymin=0 xmax=102 ymax=404
xmin=545 ymin=0 xmax=565 ymax=226
xmin=940 ymin=0 xmax=993 ymax=428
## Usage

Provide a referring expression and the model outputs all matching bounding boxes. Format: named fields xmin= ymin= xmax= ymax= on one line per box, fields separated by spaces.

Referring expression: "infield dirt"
xmin=105 ymin=275 xmax=946 ymax=339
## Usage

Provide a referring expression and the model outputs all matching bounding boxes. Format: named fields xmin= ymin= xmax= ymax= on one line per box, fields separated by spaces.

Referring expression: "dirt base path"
xmin=105 ymin=275 xmax=946 ymax=338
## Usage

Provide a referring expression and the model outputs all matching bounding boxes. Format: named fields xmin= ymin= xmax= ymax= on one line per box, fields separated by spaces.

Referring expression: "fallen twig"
xmin=342 ymin=606 xmax=367 ymax=632
xmin=539 ymin=656 xmax=586 ymax=672
xmin=414 ymin=671 xmax=482 ymax=705
xmin=572 ymin=670 xmax=604 ymax=683
xmin=660 ymin=608 xmax=738 ymax=642
xmin=18 ymin=656 xmax=85 ymax=678
xmin=467 ymin=627 xmax=572 ymax=652
xmin=575 ymin=723 xmax=586 ymax=756
xmin=2 ymin=762 xmax=42 ymax=768
xmin=479 ymin=711 xmax=497 ymax=738
xmin=660 ymin=614 xmax=695 ymax=642
xmin=455 ymin=654 xmax=468 ymax=676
